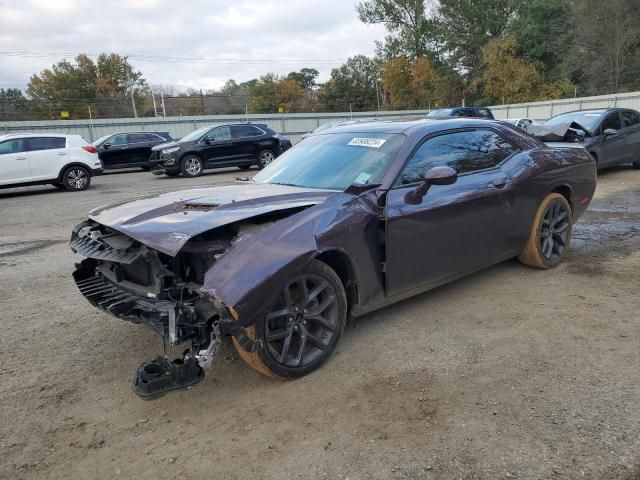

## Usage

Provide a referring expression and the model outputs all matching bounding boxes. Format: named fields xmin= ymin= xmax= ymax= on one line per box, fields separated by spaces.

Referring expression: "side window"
xmin=477 ymin=109 xmax=491 ymax=118
xmin=206 ymin=126 xmax=231 ymax=142
xmin=27 ymin=137 xmax=66 ymax=151
xmin=127 ymin=133 xmax=149 ymax=144
xmin=601 ymin=112 xmax=621 ymax=132
xmin=0 ymin=138 xmax=25 ymax=155
xmin=232 ymin=125 xmax=264 ymax=138
xmin=109 ymin=134 xmax=127 ymax=145
xmin=146 ymin=134 xmax=164 ymax=142
xmin=622 ymin=111 xmax=640 ymax=128
xmin=396 ymin=130 xmax=518 ymax=186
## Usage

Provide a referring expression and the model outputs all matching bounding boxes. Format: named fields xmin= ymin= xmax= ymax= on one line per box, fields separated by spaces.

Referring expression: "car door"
xmin=0 ymin=138 xmax=30 ymax=185
xmin=596 ymin=111 xmax=625 ymax=167
xmin=385 ymin=128 xmax=519 ymax=297
xmin=125 ymin=133 xmax=154 ymax=166
xmin=200 ymin=126 xmax=235 ymax=165
xmin=231 ymin=125 xmax=263 ymax=162
xmin=25 ymin=136 xmax=67 ymax=181
xmin=620 ymin=110 xmax=640 ymax=163
xmin=98 ymin=134 xmax=128 ymax=168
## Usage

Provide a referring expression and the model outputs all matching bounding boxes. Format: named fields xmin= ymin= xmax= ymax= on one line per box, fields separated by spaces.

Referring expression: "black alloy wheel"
xmin=539 ymin=199 xmax=571 ymax=261
xmin=250 ymin=260 xmax=347 ymax=377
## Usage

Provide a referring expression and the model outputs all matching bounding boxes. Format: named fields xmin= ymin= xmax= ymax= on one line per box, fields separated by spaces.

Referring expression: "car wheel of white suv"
xmin=62 ymin=166 xmax=91 ymax=191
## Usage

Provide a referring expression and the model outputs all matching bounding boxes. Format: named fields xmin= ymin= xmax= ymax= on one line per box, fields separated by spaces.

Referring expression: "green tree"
xmin=0 ymin=88 xmax=29 ymax=120
xmin=287 ymin=68 xmax=319 ymax=89
xmin=356 ymin=0 xmax=442 ymax=60
xmin=26 ymin=53 xmax=145 ymax=118
xmin=437 ymin=0 xmax=523 ymax=75
xmin=319 ymin=55 xmax=382 ymax=111
xmin=571 ymin=0 xmax=640 ymax=94
xmin=249 ymin=74 xmax=305 ymax=113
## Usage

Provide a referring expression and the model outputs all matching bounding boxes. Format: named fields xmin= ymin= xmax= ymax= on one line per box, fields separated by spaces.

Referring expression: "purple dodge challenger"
xmin=71 ymin=119 xmax=596 ymax=397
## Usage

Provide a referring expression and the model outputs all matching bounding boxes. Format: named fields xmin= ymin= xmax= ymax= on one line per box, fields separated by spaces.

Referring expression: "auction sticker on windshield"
xmin=348 ymin=137 xmax=386 ymax=148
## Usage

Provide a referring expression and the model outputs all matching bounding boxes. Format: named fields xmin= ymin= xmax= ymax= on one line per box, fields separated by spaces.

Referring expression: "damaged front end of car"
xmin=70 ymin=219 xmax=260 ymax=398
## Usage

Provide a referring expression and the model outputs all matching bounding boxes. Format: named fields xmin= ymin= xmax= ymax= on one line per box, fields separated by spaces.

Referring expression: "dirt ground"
xmin=0 ymin=166 xmax=638 ymax=480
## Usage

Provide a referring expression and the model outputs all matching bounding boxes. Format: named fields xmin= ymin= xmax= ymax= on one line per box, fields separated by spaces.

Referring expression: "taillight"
xmin=82 ymin=145 xmax=98 ymax=153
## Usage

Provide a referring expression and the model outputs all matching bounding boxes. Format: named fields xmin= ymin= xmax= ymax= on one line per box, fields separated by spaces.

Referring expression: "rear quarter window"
xmin=27 ymin=137 xmax=66 ymax=151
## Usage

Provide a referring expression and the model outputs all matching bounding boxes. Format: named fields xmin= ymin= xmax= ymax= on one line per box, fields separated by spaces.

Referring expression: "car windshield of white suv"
xmin=253 ymin=132 xmax=406 ymax=190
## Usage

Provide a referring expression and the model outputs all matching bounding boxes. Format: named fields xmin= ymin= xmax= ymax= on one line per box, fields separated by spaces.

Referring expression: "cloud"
xmin=0 ymin=0 xmax=386 ymax=91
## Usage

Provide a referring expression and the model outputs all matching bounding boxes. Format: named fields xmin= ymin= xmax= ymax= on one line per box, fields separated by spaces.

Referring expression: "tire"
xmin=61 ymin=166 xmax=91 ymax=191
xmin=256 ymin=149 xmax=276 ymax=169
xmin=180 ymin=155 xmax=204 ymax=177
xmin=233 ymin=259 xmax=347 ymax=378
xmin=518 ymin=193 xmax=572 ymax=269
xmin=164 ymin=171 xmax=180 ymax=177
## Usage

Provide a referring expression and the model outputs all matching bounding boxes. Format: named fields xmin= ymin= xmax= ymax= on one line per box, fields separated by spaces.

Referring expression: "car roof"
xmin=0 ymin=133 xmax=80 ymax=140
xmin=324 ymin=118 xmax=503 ymax=136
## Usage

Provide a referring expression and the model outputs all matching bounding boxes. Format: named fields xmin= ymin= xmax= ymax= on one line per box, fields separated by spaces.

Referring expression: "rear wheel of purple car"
xmin=518 ymin=193 xmax=572 ymax=269
xmin=234 ymin=260 xmax=347 ymax=378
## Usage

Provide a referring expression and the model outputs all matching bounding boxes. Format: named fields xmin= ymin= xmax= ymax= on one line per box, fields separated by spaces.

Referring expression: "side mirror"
xmin=405 ymin=166 xmax=458 ymax=204
xmin=103 ymin=143 xmax=111 ymax=149
xmin=603 ymin=128 xmax=617 ymax=137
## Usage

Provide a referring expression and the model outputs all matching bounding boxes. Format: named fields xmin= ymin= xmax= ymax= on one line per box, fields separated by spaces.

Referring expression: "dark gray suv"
xmin=541 ymin=108 xmax=640 ymax=169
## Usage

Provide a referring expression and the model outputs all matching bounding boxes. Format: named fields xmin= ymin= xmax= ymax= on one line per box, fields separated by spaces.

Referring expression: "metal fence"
xmin=0 ymin=110 xmax=426 ymax=144
xmin=3 ymin=90 xmax=640 ymax=143
xmin=488 ymin=91 xmax=640 ymax=121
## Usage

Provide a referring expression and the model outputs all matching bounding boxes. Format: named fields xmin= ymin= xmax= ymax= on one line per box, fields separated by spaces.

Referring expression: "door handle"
xmin=490 ymin=178 xmax=509 ymax=189
xmin=16 ymin=156 xmax=27 ymax=160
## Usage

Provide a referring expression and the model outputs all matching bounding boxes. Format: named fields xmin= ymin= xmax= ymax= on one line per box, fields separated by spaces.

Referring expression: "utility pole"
xmin=129 ymin=78 xmax=138 ymax=118
xmin=87 ymin=105 xmax=95 ymax=141
xmin=160 ymin=90 xmax=166 ymax=117
xmin=375 ymin=81 xmax=381 ymax=112
xmin=151 ymin=89 xmax=158 ymax=117
xmin=199 ymin=89 xmax=205 ymax=115
xmin=349 ymin=102 xmax=353 ymax=119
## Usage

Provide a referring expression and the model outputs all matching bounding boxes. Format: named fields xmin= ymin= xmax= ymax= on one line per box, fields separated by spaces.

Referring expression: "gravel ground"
xmin=0 ymin=166 xmax=639 ymax=480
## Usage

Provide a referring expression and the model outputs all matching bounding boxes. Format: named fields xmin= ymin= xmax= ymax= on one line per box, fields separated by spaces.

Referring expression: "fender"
xmin=57 ymin=162 xmax=96 ymax=181
xmin=199 ymin=191 xmax=386 ymax=326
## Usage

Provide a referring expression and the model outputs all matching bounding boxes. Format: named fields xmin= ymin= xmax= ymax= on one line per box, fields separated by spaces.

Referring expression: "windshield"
xmin=427 ymin=109 xmax=452 ymax=117
xmin=179 ymin=126 xmax=211 ymax=143
xmin=253 ymin=132 xmax=406 ymax=190
xmin=543 ymin=111 xmax=604 ymax=133
xmin=92 ymin=134 xmax=111 ymax=146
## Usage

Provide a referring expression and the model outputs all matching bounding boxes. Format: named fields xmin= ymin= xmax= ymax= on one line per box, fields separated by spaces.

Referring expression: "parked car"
xmin=93 ymin=131 xmax=173 ymax=170
xmin=0 ymin=133 xmax=102 ymax=191
xmin=300 ymin=118 xmax=381 ymax=140
xmin=533 ymin=108 xmax=640 ymax=169
xmin=504 ymin=118 xmax=535 ymax=130
xmin=149 ymin=123 xmax=292 ymax=177
xmin=427 ymin=107 xmax=494 ymax=119
xmin=71 ymin=118 xmax=596 ymax=397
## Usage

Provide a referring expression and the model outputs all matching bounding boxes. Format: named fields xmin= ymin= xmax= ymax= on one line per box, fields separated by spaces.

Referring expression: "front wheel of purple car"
xmin=233 ymin=260 xmax=347 ymax=379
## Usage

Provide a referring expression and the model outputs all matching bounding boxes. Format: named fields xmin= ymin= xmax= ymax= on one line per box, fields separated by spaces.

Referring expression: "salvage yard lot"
xmin=0 ymin=168 xmax=639 ymax=480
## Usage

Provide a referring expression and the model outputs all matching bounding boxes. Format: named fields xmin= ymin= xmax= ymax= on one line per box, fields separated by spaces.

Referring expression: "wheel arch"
xmin=57 ymin=162 xmax=93 ymax=181
xmin=314 ymin=248 xmax=360 ymax=314
xmin=550 ymin=184 xmax=575 ymax=212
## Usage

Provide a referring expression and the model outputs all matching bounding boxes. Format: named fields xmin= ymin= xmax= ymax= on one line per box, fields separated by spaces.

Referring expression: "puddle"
xmin=0 ymin=240 xmax=62 ymax=257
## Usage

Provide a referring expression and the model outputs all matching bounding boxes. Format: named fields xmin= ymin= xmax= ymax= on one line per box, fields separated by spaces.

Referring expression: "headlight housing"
xmin=161 ymin=146 xmax=180 ymax=155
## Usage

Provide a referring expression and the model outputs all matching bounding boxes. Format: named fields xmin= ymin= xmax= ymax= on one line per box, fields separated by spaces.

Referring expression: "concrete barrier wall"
xmin=0 ymin=110 xmax=426 ymax=143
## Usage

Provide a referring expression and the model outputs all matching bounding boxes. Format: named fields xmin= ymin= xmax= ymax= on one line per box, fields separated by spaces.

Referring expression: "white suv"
xmin=0 ymin=133 xmax=103 ymax=191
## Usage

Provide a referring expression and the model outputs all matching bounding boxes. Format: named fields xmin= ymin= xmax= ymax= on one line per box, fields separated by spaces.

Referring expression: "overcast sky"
xmin=0 ymin=0 xmax=386 ymax=92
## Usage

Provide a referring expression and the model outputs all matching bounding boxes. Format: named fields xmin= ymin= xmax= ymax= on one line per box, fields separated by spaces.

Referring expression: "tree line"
xmin=2 ymin=0 xmax=639 ymax=121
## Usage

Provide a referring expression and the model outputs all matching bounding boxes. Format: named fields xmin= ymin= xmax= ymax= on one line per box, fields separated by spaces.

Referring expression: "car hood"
xmin=151 ymin=140 xmax=180 ymax=151
xmin=88 ymin=183 xmax=337 ymax=256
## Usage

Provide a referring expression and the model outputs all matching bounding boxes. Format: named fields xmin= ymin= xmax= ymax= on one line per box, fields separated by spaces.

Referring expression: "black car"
xmin=536 ymin=108 xmax=640 ymax=169
xmin=93 ymin=131 xmax=173 ymax=170
xmin=427 ymin=107 xmax=494 ymax=119
xmin=150 ymin=123 xmax=292 ymax=177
